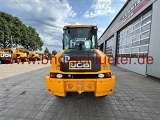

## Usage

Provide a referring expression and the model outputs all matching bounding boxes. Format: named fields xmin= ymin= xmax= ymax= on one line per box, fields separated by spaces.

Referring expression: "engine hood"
xmin=60 ymin=49 xmax=101 ymax=72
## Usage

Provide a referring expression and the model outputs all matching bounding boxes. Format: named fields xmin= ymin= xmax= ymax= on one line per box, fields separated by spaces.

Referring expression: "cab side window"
xmin=92 ymin=35 xmax=95 ymax=48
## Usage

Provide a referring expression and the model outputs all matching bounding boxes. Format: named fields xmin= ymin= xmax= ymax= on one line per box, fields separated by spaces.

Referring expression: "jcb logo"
xmin=69 ymin=61 xmax=91 ymax=69
xmin=1 ymin=54 xmax=11 ymax=57
xmin=61 ymin=56 xmax=70 ymax=63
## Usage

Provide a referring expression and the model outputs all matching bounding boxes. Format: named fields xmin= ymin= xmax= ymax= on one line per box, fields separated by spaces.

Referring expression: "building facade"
xmin=98 ymin=0 xmax=160 ymax=78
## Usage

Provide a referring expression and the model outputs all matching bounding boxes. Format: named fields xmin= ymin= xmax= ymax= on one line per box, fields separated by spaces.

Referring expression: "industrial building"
xmin=98 ymin=0 xmax=160 ymax=78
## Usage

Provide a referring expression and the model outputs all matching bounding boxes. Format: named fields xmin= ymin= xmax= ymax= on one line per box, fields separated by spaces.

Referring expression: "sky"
xmin=0 ymin=0 xmax=127 ymax=53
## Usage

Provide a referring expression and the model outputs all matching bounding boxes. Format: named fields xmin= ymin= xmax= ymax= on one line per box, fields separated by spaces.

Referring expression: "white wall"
xmin=146 ymin=0 xmax=160 ymax=78
xmin=117 ymin=58 xmax=147 ymax=75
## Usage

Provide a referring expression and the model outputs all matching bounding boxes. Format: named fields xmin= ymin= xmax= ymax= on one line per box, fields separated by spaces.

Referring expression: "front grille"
xmin=63 ymin=74 xmax=98 ymax=79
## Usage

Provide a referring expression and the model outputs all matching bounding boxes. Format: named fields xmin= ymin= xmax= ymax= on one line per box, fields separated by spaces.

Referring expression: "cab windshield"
xmin=63 ymin=27 xmax=97 ymax=50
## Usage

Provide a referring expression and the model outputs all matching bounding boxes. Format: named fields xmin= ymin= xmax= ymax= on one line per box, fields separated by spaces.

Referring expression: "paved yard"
xmin=0 ymin=60 xmax=50 ymax=80
xmin=0 ymin=65 xmax=160 ymax=120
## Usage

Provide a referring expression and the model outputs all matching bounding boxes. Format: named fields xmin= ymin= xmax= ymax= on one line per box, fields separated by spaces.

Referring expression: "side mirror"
xmin=63 ymin=26 xmax=67 ymax=30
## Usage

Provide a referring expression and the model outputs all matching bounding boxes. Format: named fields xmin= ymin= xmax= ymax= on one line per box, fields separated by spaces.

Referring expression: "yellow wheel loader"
xmin=33 ymin=52 xmax=41 ymax=61
xmin=28 ymin=52 xmax=41 ymax=61
xmin=13 ymin=47 xmax=29 ymax=63
xmin=0 ymin=48 xmax=14 ymax=64
xmin=45 ymin=25 xmax=116 ymax=97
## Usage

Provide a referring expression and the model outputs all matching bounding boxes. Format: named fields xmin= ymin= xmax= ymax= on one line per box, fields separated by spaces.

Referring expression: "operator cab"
xmin=62 ymin=25 xmax=98 ymax=50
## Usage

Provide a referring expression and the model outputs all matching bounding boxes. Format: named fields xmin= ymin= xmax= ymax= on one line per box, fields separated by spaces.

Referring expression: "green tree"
xmin=0 ymin=31 xmax=4 ymax=46
xmin=0 ymin=11 xmax=44 ymax=50
xmin=44 ymin=47 xmax=50 ymax=55
xmin=52 ymin=49 xmax=58 ymax=55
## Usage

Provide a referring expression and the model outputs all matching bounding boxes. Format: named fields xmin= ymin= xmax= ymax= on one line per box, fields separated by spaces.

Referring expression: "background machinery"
xmin=45 ymin=25 xmax=115 ymax=97
xmin=32 ymin=52 xmax=41 ymax=61
xmin=0 ymin=48 xmax=14 ymax=64
xmin=13 ymin=47 xmax=29 ymax=62
xmin=0 ymin=47 xmax=42 ymax=64
xmin=28 ymin=52 xmax=41 ymax=61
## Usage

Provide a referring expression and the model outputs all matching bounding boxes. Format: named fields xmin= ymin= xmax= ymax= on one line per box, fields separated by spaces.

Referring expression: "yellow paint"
xmin=46 ymin=75 xmax=115 ymax=97
xmin=45 ymin=49 xmax=116 ymax=97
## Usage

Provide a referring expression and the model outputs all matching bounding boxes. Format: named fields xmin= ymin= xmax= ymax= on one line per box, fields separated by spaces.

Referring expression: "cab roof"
xmin=64 ymin=25 xmax=97 ymax=28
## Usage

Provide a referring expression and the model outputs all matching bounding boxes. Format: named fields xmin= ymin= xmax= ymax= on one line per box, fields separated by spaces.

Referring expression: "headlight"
xmin=98 ymin=74 xmax=104 ymax=78
xmin=56 ymin=74 xmax=63 ymax=78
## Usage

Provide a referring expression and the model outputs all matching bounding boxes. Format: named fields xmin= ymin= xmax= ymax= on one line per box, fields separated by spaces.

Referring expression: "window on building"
xmin=132 ymin=34 xmax=140 ymax=42
xmin=141 ymin=23 xmax=151 ymax=32
xmin=105 ymin=36 xmax=114 ymax=57
xmin=117 ymin=9 xmax=152 ymax=58
xmin=140 ymin=38 xmax=150 ymax=45
xmin=141 ymin=30 xmax=150 ymax=39
xmin=140 ymin=45 xmax=148 ymax=52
